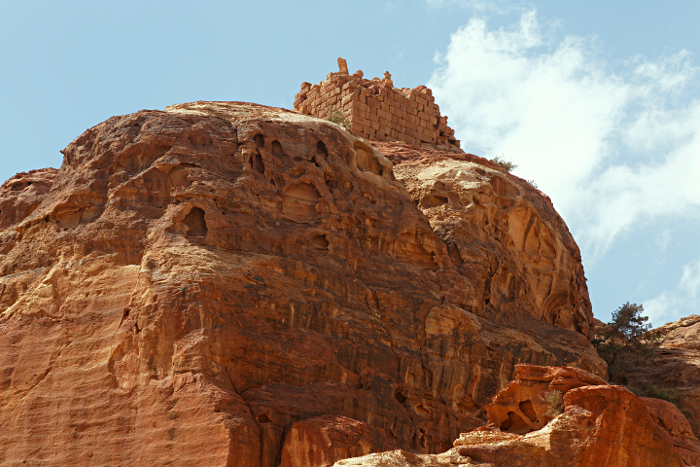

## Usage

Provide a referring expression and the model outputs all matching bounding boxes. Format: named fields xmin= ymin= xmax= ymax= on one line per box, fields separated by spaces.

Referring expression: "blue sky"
xmin=1 ymin=1 xmax=699 ymax=326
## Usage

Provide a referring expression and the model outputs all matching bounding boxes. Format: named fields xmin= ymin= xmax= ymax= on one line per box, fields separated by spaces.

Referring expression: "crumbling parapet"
xmin=294 ymin=58 xmax=462 ymax=151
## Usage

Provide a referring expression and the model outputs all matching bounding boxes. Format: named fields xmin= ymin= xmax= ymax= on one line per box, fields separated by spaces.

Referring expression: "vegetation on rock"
xmin=540 ymin=389 xmax=564 ymax=418
xmin=326 ymin=105 xmax=350 ymax=130
xmin=631 ymin=384 xmax=679 ymax=406
xmin=490 ymin=155 xmax=517 ymax=172
xmin=592 ymin=302 xmax=653 ymax=378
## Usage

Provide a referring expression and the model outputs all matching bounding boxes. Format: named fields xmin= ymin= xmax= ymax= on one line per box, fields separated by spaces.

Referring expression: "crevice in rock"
xmin=316 ymin=140 xmax=329 ymax=158
xmin=518 ymin=399 xmax=538 ymax=423
xmin=312 ymin=234 xmax=329 ymax=250
xmin=271 ymin=140 xmax=287 ymax=159
xmin=252 ymin=152 xmax=265 ymax=174
xmin=421 ymin=195 xmax=449 ymax=209
xmin=184 ymin=207 xmax=207 ymax=238
xmin=449 ymin=245 xmax=464 ymax=269
xmin=254 ymin=134 xmax=265 ymax=148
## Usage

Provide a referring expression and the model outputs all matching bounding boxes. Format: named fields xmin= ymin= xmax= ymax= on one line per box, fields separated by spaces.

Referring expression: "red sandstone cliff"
xmin=1 ymin=101 xmax=605 ymax=466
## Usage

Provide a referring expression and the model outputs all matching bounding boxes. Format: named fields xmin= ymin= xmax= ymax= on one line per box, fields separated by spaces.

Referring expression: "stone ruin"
xmin=294 ymin=58 xmax=461 ymax=151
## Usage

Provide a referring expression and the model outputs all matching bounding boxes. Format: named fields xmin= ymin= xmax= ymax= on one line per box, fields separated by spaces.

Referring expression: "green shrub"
xmin=540 ymin=389 xmax=564 ymax=418
xmin=490 ymin=155 xmax=517 ymax=172
xmin=327 ymin=106 xmax=350 ymax=130
xmin=629 ymin=384 xmax=679 ymax=406
xmin=592 ymin=302 xmax=653 ymax=378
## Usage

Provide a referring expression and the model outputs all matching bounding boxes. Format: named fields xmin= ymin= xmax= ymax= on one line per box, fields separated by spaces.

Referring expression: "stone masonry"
xmin=294 ymin=58 xmax=461 ymax=151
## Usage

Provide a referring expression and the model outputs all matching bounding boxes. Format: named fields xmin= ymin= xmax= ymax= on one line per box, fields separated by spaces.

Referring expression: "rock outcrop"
xmin=381 ymin=143 xmax=594 ymax=337
xmin=336 ymin=364 xmax=700 ymax=467
xmin=608 ymin=315 xmax=700 ymax=438
xmin=0 ymin=102 xmax=603 ymax=466
xmin=0 ymin=168 xmax=57 ymax=239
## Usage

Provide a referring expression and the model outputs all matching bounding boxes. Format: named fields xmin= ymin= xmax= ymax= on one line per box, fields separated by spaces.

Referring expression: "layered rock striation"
xmin=0 ymin=101 xmax=602 ymax=466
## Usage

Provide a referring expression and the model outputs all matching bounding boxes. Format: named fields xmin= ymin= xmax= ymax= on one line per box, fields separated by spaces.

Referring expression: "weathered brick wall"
xmin=294 ymin=58 xmax=461 ymax=150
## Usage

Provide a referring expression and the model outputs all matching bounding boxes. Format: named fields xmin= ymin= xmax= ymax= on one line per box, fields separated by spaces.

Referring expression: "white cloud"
xmin=428 ymin=10 xmax=700 ymax=260
xmin=424 ymin=0 xmax=515 ymax=14
xmin=643 ymin=292 xmax=674 ymax=325
xmin=645 ymin=257 xmax=700 ymax=325
xmin=428 ymin=10 xmax=700 ymax=326
xmin=656 ymin=229 xmax=671 ymax=253
xmin=680 ymin=258 xmax=700 ymax=297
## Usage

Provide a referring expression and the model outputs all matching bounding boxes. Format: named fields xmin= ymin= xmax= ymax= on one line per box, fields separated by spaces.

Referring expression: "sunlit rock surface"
xmin=0 ymin=102 xmax=603 ymax=466
xmin=336 ymin=364 xmax=699 ymax=467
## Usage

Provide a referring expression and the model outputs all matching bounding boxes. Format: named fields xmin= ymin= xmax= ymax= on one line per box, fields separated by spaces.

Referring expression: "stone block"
xmin=351 ymin=121 xmax=364 ymax=132
xmin=338 ymin=57 xmax=349 ymax=74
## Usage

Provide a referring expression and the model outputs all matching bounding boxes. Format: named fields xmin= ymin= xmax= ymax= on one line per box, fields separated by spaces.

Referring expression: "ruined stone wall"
xmin=294 ymin=58 xmax=461 ymax=151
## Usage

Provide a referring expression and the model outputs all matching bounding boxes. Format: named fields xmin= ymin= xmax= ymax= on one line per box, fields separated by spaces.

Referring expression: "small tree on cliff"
xmin=593 ymin=302 xmax=679 ymax=405
xmin=593 ymin=302 xmax=652 ymax=376
xmin=490 ymin=155 xmax=517 ymax=172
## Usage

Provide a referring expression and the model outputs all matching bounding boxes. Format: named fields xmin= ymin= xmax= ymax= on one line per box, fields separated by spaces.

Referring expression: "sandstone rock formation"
xmin=382 ymin=143 xmax=594 ymax=338
xmin=336 ymin=364 xmax=700 ymax=467
xmin=279 ymin=415 xmax=399 ymax=467
xmin=604 ymin=314 xmax=700 ymax=438
xmin=0 ymin=101 xmax=603 ymax=466
xmin=0 ymin=168 xmax=57 ymax=230
xmin=484 ymin=364 xmax=606 ymax=434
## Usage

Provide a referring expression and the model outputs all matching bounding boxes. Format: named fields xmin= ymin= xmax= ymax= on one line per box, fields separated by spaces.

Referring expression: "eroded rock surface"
xmin=382 ymin=143 xmax=593 ymax=337
xmin=608 ymin=315 xmax=700 ymax=438
xmin=338 ymin=365 xmax=699 ymax=467
xmin=485 ymin=364 xmax=606 ymax=434
xmin=0 ymin=168 xmax=58 ymax=257
xmin=0 ymin=102 xmax=603 ymax=466
xmin=280 ymin=415 xmax=399 ymax=467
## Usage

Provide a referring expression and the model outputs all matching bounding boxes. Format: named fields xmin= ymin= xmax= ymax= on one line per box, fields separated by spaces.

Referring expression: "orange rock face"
xmin=339 ymin=365 xmax=699 ymax=467
xmin=608 ymin=315 xmax=700 ymax=438
xmin=280 ymin=415 xmax=399 ymax=467
xmin=385 ymin=144 xmax=595 ymax=337
xmin=485 ymin=364 xmax=607 ymax=434
xmin=643 ymin=397 xmax=700 ymax=466
xmin=0 ymin=102 xmax=603 ymax=466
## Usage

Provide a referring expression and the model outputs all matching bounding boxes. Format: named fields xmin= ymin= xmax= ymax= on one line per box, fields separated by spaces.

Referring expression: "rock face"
xmin=0 ymin=168 xmax=58 ymax=250
xmin=484 ymin=365 xmax=607 ymax=434
xmin=0 ymin=102 xmax=603 ymax=466
xmin=611 ymin=315 xmax=700 ymax=438
xmin=337 ymin=364 xmax=700 ymax=467
xmin=279 ymin=415 xmax=399 ymax=467
xmin=382 ymin=143 xmax=594 ymax=337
